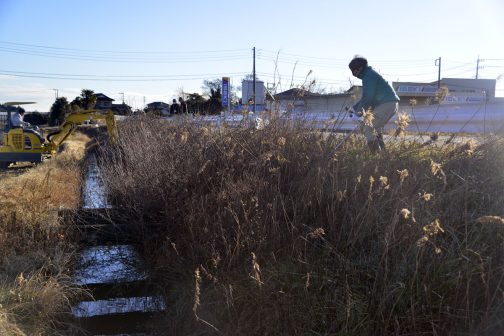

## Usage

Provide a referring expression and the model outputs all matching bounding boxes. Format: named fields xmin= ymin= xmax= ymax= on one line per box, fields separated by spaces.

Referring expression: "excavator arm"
xmin=44 ymin=109 xmax=117 ymax=153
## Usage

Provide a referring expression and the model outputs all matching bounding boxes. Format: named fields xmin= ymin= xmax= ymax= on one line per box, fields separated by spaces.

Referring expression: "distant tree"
xmin=185 ymin=93 xmax=207 ymax=114
xmin=70 ymin=97 xmax=81 ymax=109
xmin=49 ymin=97 xmax=71 ymax=126
xmin=24 ymin=112 xmax=49 ymax=126
xmin=175 ymin=86 xmax=187 ymax=100
xmin=243 ymin=74 xmax=259 ymax=81
xmin=202 ymin=79 xmax=223 ymax=114
xmin=202 ymin=79 xmax=221 ymax=97
xmin=71 ymin=89 xmax=96 ymax=109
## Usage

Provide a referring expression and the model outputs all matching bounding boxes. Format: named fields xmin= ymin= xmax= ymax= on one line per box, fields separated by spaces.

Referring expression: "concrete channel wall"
xmin=70 ymin=154 xmax=166 ymax=335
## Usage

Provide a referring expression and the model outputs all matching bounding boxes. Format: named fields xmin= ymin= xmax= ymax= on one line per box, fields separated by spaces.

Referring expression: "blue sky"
xmin=0 ymin=0 xmax=503 ymax=111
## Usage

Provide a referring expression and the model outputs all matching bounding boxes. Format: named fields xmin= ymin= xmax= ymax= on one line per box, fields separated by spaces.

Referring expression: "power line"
xmin=0 ymin=69 xmax=248 ymax=78
xmin=0 ymin=41 xmax=250 ymax=55
xmin=0 ymin=41 xmax=252 ymax=64
xmin=259 ymin=49 xmax=436 ymax=67
xmin=1 ymin=41 xmax=502 ymax=90
xmin=0 ymin=69 xmax=249 ymax=81
xmin=0 ymin=47 xmax=251 ymax=63
xmin=259 ymin=48 xmax=437 ymax=65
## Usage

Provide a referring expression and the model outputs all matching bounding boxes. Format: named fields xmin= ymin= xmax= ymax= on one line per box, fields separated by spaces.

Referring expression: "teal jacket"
xmin=352 ymin=66 xmax=399 ymax=113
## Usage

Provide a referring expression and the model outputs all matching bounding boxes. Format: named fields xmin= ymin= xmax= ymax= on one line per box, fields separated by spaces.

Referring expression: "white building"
xmin=270 ymin=78 xmax=504 ymax=134
xmin=270 ymin=87 xmax=353 ymax=114
xmin=242 ymin=80 xmax=265 ymax=106
xmin=393 ymin=78 xmax=496 ymax=106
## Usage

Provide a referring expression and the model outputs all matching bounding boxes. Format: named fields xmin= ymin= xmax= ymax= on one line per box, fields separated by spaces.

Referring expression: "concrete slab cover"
xmin=72 ymin=296 xmax=166 ymax=317
xmin=74 ymin=245 xmax=147 ymax=285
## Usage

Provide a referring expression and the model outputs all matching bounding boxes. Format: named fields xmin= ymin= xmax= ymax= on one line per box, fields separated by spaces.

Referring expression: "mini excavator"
xmin=0 ymin=103 xmax=117 ymax=168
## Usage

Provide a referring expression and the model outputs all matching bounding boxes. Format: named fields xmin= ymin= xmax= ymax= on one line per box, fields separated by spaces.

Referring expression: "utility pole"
xmin=52 ymin=89 xmax=59 ymax=99
xmin=435 ymin=57 xmax=441 ymax=88
xmin=118 ymin=92 xmax=125 ymax=104
xmin=476 ymin=56 xmax=481 ymax=79
xmin=253 ymin=47 xmax=256 ymax=113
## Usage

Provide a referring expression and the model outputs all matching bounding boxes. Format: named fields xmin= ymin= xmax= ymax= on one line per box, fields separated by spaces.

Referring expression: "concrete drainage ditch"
xmin=70 ymin=154 xmax=166 ymax=335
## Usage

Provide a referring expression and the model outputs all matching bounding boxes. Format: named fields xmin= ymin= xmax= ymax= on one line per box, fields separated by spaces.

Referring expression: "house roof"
xmin=94 ymin=93 xmax=114 ymax=101
xmin=147 ymin=101 xmax=170 ymax=107
xmin=274 ymin=87 xmax=353 ymax=100
xmin=274 ymin=88 xmax=322 ymax=99
xmin=110 ymin=103 xmax=132 ymax=114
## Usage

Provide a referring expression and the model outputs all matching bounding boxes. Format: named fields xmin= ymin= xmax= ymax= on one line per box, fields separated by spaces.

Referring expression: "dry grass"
xmin=100 ymin=115 xmax=504 ymax=335
xmin=0 ymin=312 xmax=24 ymax=336
xmin=0 ymin=132 xmax=90 ymax=335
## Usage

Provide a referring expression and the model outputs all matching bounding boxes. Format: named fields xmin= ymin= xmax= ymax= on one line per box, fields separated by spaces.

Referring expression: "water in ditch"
xmin=82 ymin=154 xmax=111 ymax=209
xmin=72 ymin=154 xmax=166 ymax=335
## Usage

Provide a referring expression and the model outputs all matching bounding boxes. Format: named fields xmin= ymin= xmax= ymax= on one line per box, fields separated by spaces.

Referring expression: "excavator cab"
xmin=0 ymin=103 xmax=44 ymax=168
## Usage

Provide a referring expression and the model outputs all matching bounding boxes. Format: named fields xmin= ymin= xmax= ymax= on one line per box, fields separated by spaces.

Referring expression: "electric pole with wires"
xmin=435 ymin=57 xmax=442 ymax=88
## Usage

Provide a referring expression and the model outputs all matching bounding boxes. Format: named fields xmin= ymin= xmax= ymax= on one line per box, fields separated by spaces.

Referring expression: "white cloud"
xmin=0 ymin=74 xmax=16 ymax=80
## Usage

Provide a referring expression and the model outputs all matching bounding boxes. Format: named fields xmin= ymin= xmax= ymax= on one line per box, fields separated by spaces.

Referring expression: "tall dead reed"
xmin=100 ymin=115 xmax=504 ymax=335
xmin=0 ymin=132 xmax=90 ymax=335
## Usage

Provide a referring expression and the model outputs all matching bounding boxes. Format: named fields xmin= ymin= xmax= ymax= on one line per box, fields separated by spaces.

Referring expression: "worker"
xmin=347 ymin=56 xmax=399 ymax=152
xmin=10 ymin=108 xmax=44 ymax=143
xmin=11 ymin=108 xmax=31 ymax=129
xmin=170 ymin=98 xmax=180 ymax=115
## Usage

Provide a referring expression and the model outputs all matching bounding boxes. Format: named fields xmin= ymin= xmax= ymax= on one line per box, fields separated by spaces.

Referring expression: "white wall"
xmin=242 ymin=80 xmax=265 ymax=104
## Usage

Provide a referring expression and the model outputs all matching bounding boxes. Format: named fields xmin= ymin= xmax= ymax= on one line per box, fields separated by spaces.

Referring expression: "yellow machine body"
xmin=0 ymin=109 xmax=117 ymax=168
